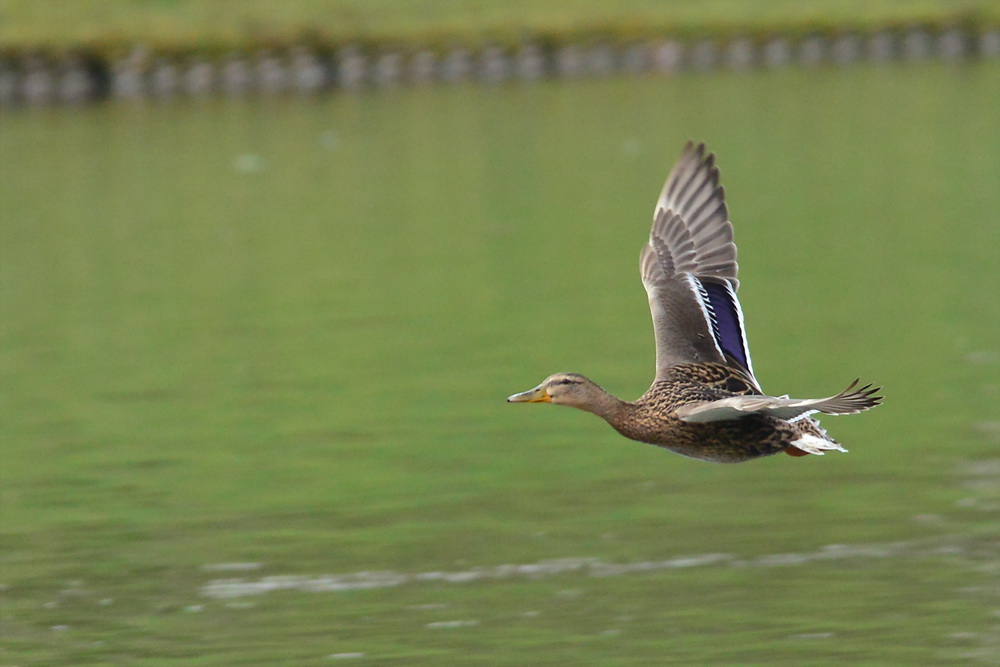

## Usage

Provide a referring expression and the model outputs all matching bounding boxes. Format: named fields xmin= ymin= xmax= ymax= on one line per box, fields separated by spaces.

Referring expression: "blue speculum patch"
xmin=701 ymin=279 xmax=752 ymax=374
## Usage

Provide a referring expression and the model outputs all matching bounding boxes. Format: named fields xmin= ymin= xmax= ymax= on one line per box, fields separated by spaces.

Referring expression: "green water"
xmin=2 ymin=63 xmax=998 ymax=664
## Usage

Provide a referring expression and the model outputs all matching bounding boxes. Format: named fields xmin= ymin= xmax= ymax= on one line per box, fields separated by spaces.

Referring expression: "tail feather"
xmin=786 ymin=420 xmax=848 ymax=457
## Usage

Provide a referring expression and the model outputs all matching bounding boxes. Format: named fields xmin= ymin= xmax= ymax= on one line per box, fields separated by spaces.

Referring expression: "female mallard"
xmin=508 ymin=142 xmax=881 ymax=463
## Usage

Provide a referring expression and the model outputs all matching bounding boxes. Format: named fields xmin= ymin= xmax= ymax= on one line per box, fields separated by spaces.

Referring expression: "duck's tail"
xmin=784 ymin=419 xmax=848 ymax=457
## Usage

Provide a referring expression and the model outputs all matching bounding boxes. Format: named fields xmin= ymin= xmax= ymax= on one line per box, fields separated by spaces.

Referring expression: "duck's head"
xmin=507 ymin=373 xmax=607 ymax=410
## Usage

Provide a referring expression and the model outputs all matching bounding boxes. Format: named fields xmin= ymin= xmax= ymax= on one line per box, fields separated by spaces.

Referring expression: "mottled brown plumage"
xmin=508 ymin=142 xmax=882 ymax=463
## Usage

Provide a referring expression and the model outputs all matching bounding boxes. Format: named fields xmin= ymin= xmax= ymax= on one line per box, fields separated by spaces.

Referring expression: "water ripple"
xmin=200 ymin=536 xmax=995 ymax=599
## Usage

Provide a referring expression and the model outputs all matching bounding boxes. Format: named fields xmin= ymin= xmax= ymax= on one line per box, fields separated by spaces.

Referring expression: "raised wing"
xmin=674 ymin=380 xmax=883 ymax=423
xmin=651 ymin=142 xmax=738 ymax=286
xmin=641 ymin=142 xmax=756 ymax=382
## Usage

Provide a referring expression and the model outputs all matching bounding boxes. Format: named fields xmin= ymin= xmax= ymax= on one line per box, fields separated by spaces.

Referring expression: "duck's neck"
xmin=577 ymin=386 xmax=632 ymax=425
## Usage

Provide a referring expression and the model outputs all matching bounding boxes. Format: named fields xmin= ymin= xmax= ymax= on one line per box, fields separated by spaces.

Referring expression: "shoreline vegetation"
xmin=1 ymin=1 xmax=998 ymax=105
xmin=3 ymin=1 xmax=1000 ymax=53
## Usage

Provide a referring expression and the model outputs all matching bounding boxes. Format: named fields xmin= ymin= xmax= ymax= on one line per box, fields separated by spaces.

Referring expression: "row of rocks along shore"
xmin=2 ymin=25 xmax=998 ymax=107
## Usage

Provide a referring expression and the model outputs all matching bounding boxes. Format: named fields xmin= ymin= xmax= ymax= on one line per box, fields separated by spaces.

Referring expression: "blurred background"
xmin=1 ymin=1 xmax=998 ymax=664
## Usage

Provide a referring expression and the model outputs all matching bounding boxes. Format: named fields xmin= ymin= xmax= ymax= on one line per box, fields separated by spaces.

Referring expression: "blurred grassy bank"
xmin=1 ymin=0 xmax=999 ymax=55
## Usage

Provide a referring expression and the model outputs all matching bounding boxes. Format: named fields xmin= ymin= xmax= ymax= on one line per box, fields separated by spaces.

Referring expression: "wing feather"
xmin=641 ymin=142 xmax=753 ymax=380
xmin=674 ymin=380 xmax=884 ymax=423
xmin=641 ymin=243 xmax=728 ymax=369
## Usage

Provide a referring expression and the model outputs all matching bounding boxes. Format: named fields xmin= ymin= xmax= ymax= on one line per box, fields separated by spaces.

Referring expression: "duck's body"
xmin=508 ymin=142 xmax=881 ymax=463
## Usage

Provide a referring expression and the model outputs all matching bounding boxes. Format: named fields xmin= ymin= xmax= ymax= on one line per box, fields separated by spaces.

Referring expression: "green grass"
xmin=1 ymin=0 xmax=999 ymax=53
xmin=2 ymin=62 xmax=999 ymax=663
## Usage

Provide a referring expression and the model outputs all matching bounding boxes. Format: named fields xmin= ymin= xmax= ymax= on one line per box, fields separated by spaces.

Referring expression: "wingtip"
xmin=835 ymin=378 xmax=884 ymax=413
xmin=683 ymin=140 xmax=709 ymax=161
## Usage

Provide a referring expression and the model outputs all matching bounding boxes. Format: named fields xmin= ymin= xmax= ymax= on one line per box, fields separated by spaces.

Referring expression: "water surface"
xmin=2 ymin=62 xmax=998 ymax=664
